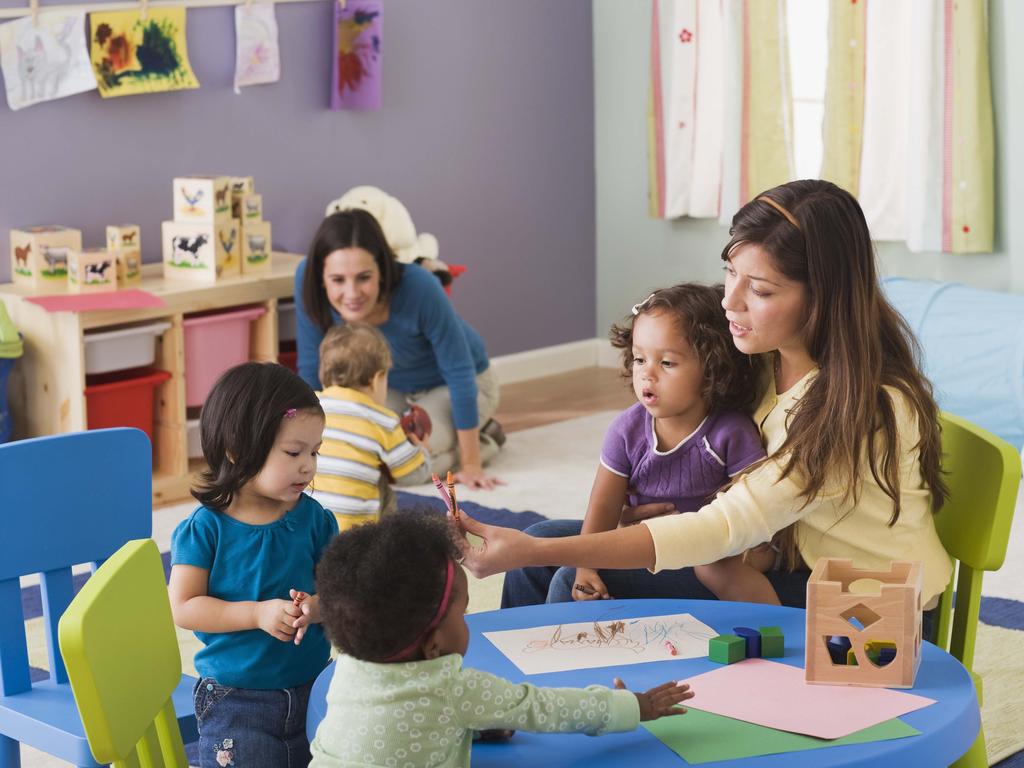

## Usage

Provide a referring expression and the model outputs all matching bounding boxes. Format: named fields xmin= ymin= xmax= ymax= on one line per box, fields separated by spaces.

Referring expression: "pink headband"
xmin=380 ymin=558 xmax=456 ymax=662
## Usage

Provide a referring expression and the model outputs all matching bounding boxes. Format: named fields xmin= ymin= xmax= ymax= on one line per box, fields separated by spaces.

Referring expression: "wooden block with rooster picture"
xmin=173 ymin=176 xmax=232 ymax=223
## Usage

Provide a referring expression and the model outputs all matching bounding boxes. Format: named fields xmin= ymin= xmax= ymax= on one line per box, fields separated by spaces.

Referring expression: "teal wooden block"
xmin=709 ymin=634 xmax=745 ymax=664
xmin=759 ymin=625 xmax=784 ymax=657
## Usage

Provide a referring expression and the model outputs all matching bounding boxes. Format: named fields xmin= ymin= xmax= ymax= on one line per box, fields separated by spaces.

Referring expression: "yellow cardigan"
xmin=643 ymin=368 xmax=953 ymax=605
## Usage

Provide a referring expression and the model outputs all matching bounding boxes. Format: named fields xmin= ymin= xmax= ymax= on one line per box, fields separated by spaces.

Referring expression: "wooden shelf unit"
xmin=0 ymin=252 xmax=302 ymax=505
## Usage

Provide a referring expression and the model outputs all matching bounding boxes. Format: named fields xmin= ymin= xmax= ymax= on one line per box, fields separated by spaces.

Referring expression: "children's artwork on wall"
xmin=233 ymin=3 xmax=280 ymax=93
xmin=89 ymin=7 xmax=199 ymax=98
xmin=0 ymin=11 xmax=96 ymax=111
xmin=483 ymin=613 xmax=718 ymax=675
xmin=330 ymin=0 xmax=381 ymax=110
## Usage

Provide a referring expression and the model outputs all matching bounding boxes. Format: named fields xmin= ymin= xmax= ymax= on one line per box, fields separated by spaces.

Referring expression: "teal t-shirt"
xmin=171 ymin=493 xmax=339 ymax=689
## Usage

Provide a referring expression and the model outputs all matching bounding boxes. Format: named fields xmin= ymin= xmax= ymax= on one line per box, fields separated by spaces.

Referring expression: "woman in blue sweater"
xmin=295 ymin=209 xmax=504 ymax=489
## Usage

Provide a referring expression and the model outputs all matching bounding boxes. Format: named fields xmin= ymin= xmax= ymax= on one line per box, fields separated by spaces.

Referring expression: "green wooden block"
xmin=758 ymin=625 xmax=784 ymax=657
xmin=709 ymin=634 xmax=745 ymax=664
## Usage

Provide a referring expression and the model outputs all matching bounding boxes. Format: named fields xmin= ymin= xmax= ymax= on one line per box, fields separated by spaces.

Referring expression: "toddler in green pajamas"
xmin=309 ymin=513 xmax=693 ymax=767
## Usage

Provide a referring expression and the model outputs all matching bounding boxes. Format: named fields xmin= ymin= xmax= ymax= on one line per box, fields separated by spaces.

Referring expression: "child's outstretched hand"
xmin=289 ymin=589 xmax=322 ymax=646
xmin=614 ymin=678 xmax=693 ymax=721
xmin=256 ymin=599 xmax=302 ymax=642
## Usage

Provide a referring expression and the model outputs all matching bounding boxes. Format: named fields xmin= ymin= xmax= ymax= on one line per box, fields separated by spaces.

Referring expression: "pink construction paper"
xmin=26 ymin=290 xmax=165 ymax=313
xmin=681 ymin=659 xmax=935 ymax=740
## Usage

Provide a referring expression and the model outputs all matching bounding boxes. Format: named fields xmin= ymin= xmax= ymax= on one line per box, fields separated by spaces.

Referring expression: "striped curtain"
xmin=822 ymin=0 xmax=994 ymax=253
xmin=647 ymin=0 xmax=794 ymax=221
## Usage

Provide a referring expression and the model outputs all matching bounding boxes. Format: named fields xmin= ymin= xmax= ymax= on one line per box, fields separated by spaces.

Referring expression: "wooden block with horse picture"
xmin=9 ymin=225 xmax=82 ymax=291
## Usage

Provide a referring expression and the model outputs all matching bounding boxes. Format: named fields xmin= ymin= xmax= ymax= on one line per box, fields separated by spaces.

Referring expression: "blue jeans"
xmin=193 ymin=676 xmax=314 ymax=768
xmin=501 ymin=519 xmax=812 ymax=608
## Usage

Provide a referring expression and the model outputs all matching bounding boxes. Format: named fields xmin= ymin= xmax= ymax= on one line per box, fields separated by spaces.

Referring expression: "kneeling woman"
xmin=295 ymin=209 xmax=504 ymax=489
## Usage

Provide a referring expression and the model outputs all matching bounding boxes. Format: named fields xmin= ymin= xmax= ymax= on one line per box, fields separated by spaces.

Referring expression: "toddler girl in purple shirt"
xmin=574 ymin=283 xmax=782 ymax=604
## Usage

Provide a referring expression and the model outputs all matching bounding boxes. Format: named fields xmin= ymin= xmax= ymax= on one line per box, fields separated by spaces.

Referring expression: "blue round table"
xmin=307 ymin=599 xmax=980 ymax=766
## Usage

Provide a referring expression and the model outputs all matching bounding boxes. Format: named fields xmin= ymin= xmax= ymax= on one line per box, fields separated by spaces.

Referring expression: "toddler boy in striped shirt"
xmin=312 ymin=323 xmax=431 ymax=531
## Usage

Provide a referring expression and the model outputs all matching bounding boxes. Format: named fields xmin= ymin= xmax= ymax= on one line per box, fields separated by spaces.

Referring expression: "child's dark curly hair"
xmin=316 ymin=511 xmax=459 ymax=662
xmin=610 ymin=283 xmax=760 ymax=412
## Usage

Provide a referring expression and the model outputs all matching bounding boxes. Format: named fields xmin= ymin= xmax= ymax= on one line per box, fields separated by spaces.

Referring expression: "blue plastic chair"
xmin=0 ymin=429 xmax=197 ymax=767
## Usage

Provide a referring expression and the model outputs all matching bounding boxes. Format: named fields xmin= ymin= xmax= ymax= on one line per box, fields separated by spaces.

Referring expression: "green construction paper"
xmin=642 ymin=708 xmax=920 ymax=764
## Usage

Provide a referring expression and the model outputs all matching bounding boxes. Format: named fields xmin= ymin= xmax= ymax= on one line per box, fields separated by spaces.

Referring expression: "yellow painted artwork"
xmin=89 ymin=7 xmax=199 ymax=98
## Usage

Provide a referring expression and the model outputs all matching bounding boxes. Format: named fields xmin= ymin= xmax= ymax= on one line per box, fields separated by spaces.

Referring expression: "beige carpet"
xmin=17 ymin=410 xmax=1024 ymax=766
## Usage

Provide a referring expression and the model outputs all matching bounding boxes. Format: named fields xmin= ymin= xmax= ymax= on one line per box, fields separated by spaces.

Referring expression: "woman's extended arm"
xmin=459 ymin=457 xmax=828 ymax=578
xmin=458 ymin=513 xmax=657 ymax=578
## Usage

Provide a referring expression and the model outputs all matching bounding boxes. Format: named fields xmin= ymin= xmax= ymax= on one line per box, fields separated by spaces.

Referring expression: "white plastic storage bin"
xmin=187 ymin=418 xmax=202 ymax=459
xmin=278 ymin=300 xmax=297 ymax=343
xmin=83 ymin=321 xmax=172 ymax=376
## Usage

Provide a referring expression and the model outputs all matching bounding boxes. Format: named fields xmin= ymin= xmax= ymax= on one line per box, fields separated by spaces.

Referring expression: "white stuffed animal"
xmin=325 ymin=187 xmax=449 ymax=283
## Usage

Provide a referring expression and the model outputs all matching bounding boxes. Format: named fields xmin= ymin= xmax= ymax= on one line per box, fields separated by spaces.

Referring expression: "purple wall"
xmin=0 ymin=0 xmax=596 ymax=355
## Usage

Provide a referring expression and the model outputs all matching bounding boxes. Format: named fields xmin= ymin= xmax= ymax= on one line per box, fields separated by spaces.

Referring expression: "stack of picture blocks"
xmin=162 ymin=175 xmax=271 ymax=283
xmin=709 ymin=626 xmax=784 ymax=663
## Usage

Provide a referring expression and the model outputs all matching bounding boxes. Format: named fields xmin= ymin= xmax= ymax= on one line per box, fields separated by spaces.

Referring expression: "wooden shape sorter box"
xmin=0 ymin=252 xmax=301 ymax=505
xmin=804 ymin=558 xmax=923 ymax=688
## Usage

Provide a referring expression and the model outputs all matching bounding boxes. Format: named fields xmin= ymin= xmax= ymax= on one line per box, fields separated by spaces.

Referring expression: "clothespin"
xmin=139 ymin=0 xmax=148 ymax=22
xmin=29 ymin=0 xmax=39 ymax=28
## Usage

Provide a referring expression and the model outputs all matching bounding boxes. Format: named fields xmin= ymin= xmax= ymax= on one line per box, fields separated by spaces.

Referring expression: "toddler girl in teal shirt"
xmin=169 ymin=362 xmax=339 ymax=767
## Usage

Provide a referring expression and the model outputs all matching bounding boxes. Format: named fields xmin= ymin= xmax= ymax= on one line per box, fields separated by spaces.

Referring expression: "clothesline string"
xmin=0 ymin=0 xmax=344 ymax=20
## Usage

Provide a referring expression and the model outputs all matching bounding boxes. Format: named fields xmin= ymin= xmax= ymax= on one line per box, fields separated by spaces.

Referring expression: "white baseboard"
xmin=490 ymin=337 xmax=623 ymax=384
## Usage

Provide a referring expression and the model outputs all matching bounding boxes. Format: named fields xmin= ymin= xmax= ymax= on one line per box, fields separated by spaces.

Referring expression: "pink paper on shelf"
xmin=26 ymin=290 xmax=165 ymax=313
xmin=681 ymin=658 xmax=935 ymax=740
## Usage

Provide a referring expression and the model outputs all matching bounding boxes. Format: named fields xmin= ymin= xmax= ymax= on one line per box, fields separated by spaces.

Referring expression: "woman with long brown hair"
xmin=464 ymin=180 xmax=953 ymax=614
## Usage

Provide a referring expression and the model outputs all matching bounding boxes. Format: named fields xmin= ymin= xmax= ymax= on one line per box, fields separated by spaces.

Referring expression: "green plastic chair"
xmin=933 ymin=412 xmax=1020 ymax=768
xmin=57 ymin=539 xmax=188 ymax=767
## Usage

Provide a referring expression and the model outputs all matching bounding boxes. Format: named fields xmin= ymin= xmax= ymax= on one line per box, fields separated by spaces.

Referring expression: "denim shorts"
xmin=193 ymin=676 xmax=315 ymax=768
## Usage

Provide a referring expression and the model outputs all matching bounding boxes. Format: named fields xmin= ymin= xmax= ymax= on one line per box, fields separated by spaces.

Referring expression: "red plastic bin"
xmin=278 ymin=340 xmax=297 ymax=373
xmin=183 ymin=306 xmax=266 ymax=407
xmin=85 ymin=367 xmax=171 ymax=442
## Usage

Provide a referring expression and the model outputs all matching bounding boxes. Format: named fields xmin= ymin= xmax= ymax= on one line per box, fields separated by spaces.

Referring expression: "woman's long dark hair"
xmin=302 ymin=209 xmax=404 ymax=333
xmin=722 ymin=180 xmax=948 ymax=532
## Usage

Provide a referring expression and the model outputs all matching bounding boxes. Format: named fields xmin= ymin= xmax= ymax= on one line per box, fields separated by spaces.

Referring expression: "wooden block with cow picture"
xmin=10 ymin=225 xmax=82 ymax=290
xmin=241 ymin=220 xmax=272 ymax=275
xmin=162 ymin=221 xmax=219 ymax=283
xmin=173 ymin=176 xmax=232 ymax=223
xmin=67 ymin=248 xmax=117 ymax=293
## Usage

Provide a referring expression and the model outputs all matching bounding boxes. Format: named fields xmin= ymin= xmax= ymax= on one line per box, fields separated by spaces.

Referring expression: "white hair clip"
xmin=631 ymin=293 xmax=656 ymax=315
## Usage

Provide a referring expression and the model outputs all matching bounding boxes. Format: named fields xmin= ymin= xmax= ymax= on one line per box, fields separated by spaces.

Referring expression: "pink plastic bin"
xmin=183 ymin=306 xmax=266 ymax=407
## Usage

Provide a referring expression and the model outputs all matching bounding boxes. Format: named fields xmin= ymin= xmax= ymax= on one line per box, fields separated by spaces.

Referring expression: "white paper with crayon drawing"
xmin=483 ymin=613 xmax=718 ymax=675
